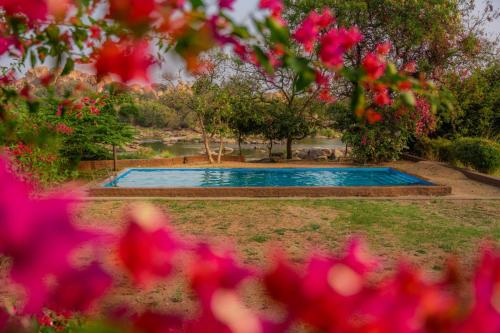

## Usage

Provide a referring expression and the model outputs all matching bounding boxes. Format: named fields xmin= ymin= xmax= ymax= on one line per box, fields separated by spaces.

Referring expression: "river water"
xmin=142 ymin=137 xmax=344 ymax=160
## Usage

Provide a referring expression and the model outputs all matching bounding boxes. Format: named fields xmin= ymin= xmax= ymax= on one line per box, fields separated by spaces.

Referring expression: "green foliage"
xmin=334 ymin=103 xmax=413 ymax=163
xmin=452 ymin=138 xmax=500 ymax=174
xmin=416 ymin=137 xmax=500 ymax=174
xmin=437 ymin=64 xmax=500 ymax=139
xmin=284 ymin=0 xmax=485 ymax=72
xmin=60 ymin=97 xmax=135 ymax=165
xmin=415 ymin=137 xmax=453 ymax=162
xmin=130 ymin=99 xmax=181 ymax=128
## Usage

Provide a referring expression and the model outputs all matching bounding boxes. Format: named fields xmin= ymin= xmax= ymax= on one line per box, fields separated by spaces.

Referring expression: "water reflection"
xmin=109 ymin=168 xmax=433 ymax=188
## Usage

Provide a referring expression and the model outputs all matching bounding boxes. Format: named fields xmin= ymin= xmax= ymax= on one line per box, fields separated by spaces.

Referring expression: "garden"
xmin=0 ymin=0 xmax=499 ymax=332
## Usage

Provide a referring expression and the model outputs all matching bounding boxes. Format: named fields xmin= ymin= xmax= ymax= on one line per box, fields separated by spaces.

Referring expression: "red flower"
xmin=133 ymin=311 xmax=185 ymax=333
xmin=47 ymin=263 xmax=112 ymax=313
xmin=94 ymin=40 xmax=154 ymax=83
xmin=376 ymin=41 xmax=391 ymax=56
xmin=54 ymin=123 xmax=74 ymax=135
xmin=118 ymin=203 xmax=183 ymax=286
xmin=366 ymin=109 xmax=383 ymax=124
xmin=90 ymin=25 xmax=101 ymax=39
xmin=374 ymin=88 xmax=392 ymax=106
xmin=362 ymin=53 xmax=386 ymax=80
xmin=108 ymin=0 xmax=156 ymax=28
xmin=403 ymin=61 xmax=417 ymax=73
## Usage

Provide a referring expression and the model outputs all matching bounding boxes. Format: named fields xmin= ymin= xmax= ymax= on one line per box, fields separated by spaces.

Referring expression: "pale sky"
xmin=1 ymin=0 xmax=498 ymax=81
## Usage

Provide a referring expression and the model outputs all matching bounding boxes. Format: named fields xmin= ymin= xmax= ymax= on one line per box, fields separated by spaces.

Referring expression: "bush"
xmin=452 ymin=138 xmax=500 ymax=174
xmin=416 ymin=137 xmax=453 ymax=162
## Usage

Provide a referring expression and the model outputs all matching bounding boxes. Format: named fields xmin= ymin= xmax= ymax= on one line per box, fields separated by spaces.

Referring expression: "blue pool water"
xmin=104 ymin=168 xmax=433 ymax=188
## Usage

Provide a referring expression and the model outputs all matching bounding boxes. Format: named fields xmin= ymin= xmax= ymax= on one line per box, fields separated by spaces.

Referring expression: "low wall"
xmin=78 ymin=155 xmax=246 ymax=171
xmin=402 ymin=153 xmax=500 ymax=188
xmin=89 ymin=185 xmax=452 ymax=198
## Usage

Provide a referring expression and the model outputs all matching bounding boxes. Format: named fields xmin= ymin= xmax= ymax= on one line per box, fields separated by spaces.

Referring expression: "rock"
xmin=316 ymin=156 xmax=329 ymax=161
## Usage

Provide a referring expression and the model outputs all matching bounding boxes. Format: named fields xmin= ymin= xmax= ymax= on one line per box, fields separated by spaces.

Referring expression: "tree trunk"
xmin=217 ymin=132 xmax=224 ymax=164
xmin=286 ymin=137 xmax=293 ymax=160
xmin=238 ymin=133 xmax=243 ymax=156
xmin=199 ymin=118 xmax=214 ymax=164
xmin=112 ymin=144 xmax=118 ymax=172
xmin=267 ymin=140 xmax=273 ymax=159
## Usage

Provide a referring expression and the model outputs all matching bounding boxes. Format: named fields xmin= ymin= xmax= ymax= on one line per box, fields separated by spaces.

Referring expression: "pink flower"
xmin=459 ymin=248 xmax=500 ymax=333
xmin=293 ymin=15 xmax=318 ymax=52
xmin=47 ymin=263 xmax=112 ymax=313
xmin=362 ymin=52 xmax=386 ymax=80
xmin=118 ymin=203 xmax=183 ymax=286
xmin=293 ymin=9 xmax=334 ymax=52
xmin=54 ymin=123 xmax=74 ymax=135
xmin=0 ymin=0 xmax=48 ymax=21
xmin=189 ymin=244 xmax=252 ymax=303
xmin=0 ymin=157 xmax=100 ymax=313
xmin=218 ymin=0 xmax=235 ymax=10
xmin=259 ymin=0 xmax=284 ymax=19
xmin=319 ymin=27 xmax=363 ymax=68
xmin=94 ymin=40 xmax=154 ymax=83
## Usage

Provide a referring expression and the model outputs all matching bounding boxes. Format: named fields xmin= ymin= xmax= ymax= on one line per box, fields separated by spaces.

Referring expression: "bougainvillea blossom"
xmin=94 ymin=40 xmax=154 ymax=83
xmin=118 ymin=203 xmax=183 ymax=285
xmin=319 ymin=27 xmax=363 ymax=68
xmin=362 ymin=53 xmax=387 ymax=80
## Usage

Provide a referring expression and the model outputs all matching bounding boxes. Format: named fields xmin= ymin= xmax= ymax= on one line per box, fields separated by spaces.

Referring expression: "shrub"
xmin=416 ymin=137 xmax=453 ymax=162
xmin=452 ymin=137 xmax=500 ymax=174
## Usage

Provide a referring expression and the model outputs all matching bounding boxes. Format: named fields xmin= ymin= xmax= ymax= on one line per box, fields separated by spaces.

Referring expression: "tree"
xmin=57 ymin=90 xmax=135 ymax=167
xmin=284 ymin=0 xmax=499 ymax=78
xmin=437 ymin=62 xmax=500 ymax=139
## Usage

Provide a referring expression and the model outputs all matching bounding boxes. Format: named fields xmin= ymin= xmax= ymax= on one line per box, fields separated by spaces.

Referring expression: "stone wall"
xmin=78 ymin=155 xmax=246 ymax=171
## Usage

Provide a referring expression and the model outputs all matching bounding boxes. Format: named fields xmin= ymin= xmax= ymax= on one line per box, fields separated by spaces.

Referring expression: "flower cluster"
xmin=0 ymin=157 xmax=499 ymax=333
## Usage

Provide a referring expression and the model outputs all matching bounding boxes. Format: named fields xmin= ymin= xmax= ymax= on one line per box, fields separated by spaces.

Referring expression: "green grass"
xmin=85 ymin=199 xmax=500 ymax=272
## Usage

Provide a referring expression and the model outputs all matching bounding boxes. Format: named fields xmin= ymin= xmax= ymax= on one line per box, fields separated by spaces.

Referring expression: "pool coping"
xmin=88 ymin=167 xmax=451 ymax=198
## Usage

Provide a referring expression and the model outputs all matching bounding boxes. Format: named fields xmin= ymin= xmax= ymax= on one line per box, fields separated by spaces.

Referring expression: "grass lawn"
xmin=81 ymin=198 xmax=500 ymax=274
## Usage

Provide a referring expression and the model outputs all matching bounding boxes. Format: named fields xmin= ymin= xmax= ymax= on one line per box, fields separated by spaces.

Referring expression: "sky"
xmin=2 ymin=0 xmax=498 ymax=81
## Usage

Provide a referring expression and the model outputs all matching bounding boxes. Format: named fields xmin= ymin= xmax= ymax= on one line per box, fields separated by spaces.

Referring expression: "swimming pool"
xmin=104 ymin=167 xmax=434 ymax=188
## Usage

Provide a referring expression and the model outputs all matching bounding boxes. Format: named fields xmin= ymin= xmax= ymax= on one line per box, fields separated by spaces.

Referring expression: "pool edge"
xmin=88 ymin=185 xmax=452 ymax=198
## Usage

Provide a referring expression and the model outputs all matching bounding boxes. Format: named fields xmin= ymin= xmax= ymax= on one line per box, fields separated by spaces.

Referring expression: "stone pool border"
xmin=88 ymin=167 xmax=452 ymax=198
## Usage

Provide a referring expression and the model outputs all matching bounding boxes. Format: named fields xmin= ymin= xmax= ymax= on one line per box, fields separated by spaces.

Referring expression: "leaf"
xmin=265 ymin=17 xmax=289 ymax=45
xmin=189 ymin=0 xmax=203 ymax=9
xmin=351 ymin=85 xmax=365 ymax=112
xmin=401 ymin=91 xmax=416 ymax=106
xmin=61 ymin=58 xmax=75 ymax=76
xmin=252 ymin=46 xmax=274 ymax=74
xmin=295 ymin=68 xmax=316 ymax=91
